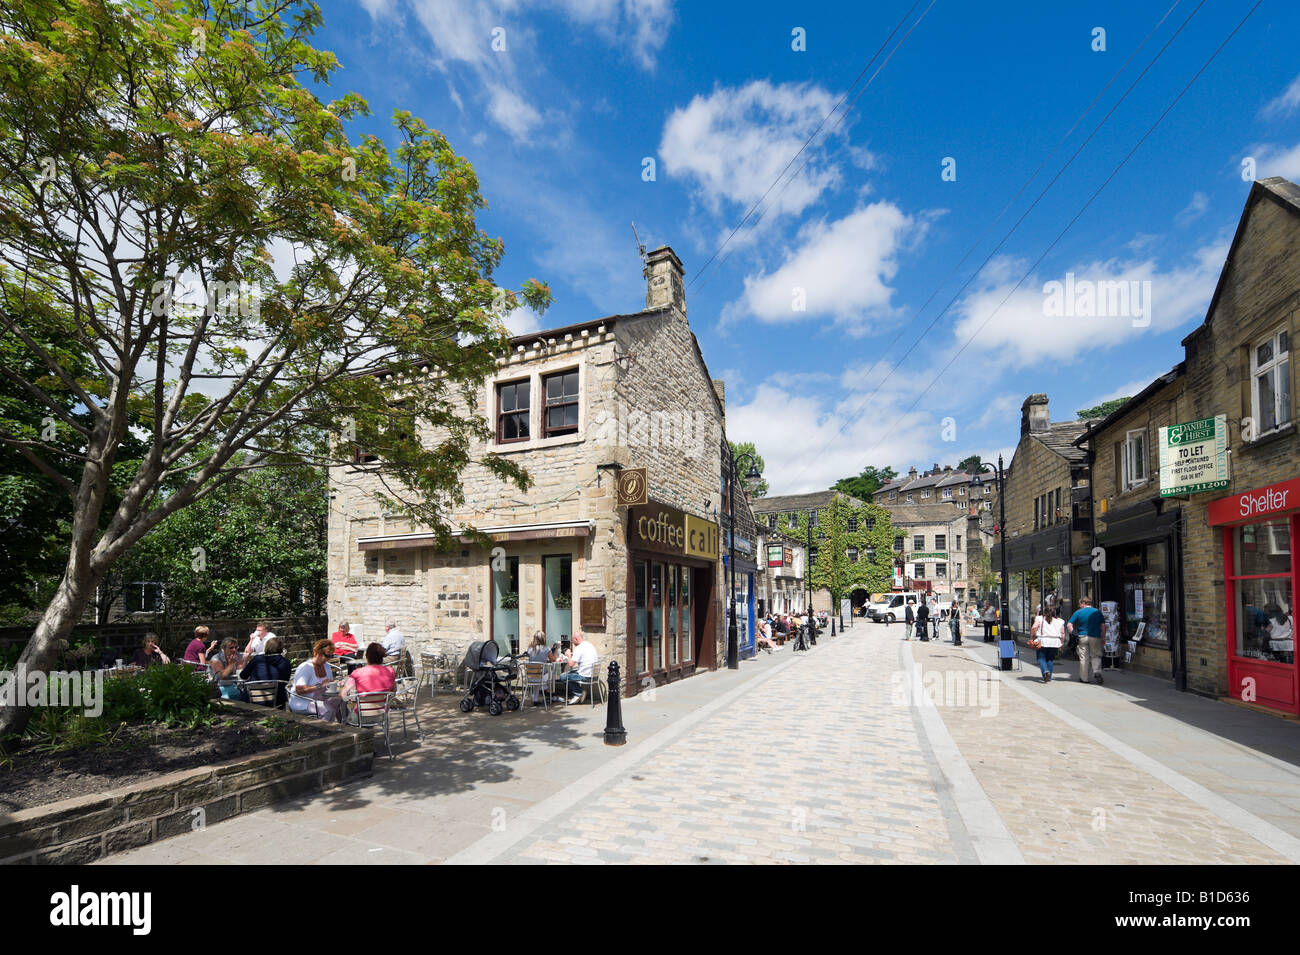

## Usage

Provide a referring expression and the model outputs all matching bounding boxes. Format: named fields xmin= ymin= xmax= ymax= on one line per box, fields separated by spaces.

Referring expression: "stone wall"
xmin=0 ymin=702 xmax=374 ymax=864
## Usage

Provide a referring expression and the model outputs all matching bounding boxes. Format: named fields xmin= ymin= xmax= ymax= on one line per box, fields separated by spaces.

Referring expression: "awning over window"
xmin=358 ymin=519 xmax=595 ymax=551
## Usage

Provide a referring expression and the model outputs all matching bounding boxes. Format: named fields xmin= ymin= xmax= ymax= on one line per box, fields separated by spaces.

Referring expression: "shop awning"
xmin=358 ymin=519 xmax=595 ymax=551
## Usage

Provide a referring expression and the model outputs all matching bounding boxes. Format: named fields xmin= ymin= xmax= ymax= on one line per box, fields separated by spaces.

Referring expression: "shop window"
xmin=667 ymin=565 xmax=679 ymax=667
xmin=1251 ymin=327 xmax=1291 ymax=436
xmin=1121 ymin=544 xmax=1169 ymax=647
xmin=496 ymin=380 xmax=530 ymax=443
xmin=1123 ymin=429 xmax=1147 ymax=489
xmin=935 ymin=563 xmax=947 ymax=578
xmin=634 ymin=560 xmax=648 ymax=672
xmin=1233 ymin=521 xmax=1292 ymax=662
xmin=681 ymin=568 xmax=693 ymax=663
xmin=542 ymin=369 xmax=580 ymax=437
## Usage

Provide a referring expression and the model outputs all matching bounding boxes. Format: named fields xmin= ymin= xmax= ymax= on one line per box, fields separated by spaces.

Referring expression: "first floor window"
xmin=542 ymin=369 xmax=580 ymax=437
xmin=497 ymin=379 xmax=530 ymax=442
xmin=935 ymin=534 xmax=946 ymax=550
xmin=913 ymin=535 xmax=925 ymax=550
xmin=1252 ymin=326 xmax=1292 ymax=435
xmin=1124 ymin=429 xmax=1147 ymax=488
xmin=847 ymin=548 xmax=859 ymax=563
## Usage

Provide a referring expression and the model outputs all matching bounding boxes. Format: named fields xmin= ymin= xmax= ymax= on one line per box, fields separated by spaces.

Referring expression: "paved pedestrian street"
xmin=108 ymin=625 xmax=1300 ymax=866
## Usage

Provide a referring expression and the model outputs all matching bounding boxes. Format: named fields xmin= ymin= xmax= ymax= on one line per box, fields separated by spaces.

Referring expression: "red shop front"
xmin=1210 ymin=476 xmax=1300 ymax=713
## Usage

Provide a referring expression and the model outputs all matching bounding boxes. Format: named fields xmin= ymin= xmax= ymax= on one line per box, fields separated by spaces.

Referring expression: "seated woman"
xmin=525 ymin=631 xmax=556 ymax=705
xmin=182 ymin=626 xmax=210 ymax=667
xmin=132 ymin=632 xmax=171 ymax=668
xmin=209 ymin=638 xmax=245 ymax=700
xmin=756 ymin=618 xmax=780 ymax=654
xmin=288 ymin=639 xmax=343 ymax=721
xmin=240 ymin=636 xmax=292 ymax=706
xmin=339 ymin=642 xmax=397 ymax=721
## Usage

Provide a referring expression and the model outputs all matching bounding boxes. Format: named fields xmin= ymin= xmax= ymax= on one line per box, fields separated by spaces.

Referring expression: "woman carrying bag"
xmin=1028 ymin=605 xmax=1066 ymax=683
xmin=949 ymin=600 xmax=962 ymax=646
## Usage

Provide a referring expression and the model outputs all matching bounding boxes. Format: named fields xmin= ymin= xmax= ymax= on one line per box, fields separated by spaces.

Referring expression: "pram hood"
xmin=463 ymin=639 xmax=511 ymax=671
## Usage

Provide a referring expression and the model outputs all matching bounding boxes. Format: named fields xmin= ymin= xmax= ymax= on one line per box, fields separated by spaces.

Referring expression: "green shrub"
xmin=103 ymin=665 xmax=217 ymax=728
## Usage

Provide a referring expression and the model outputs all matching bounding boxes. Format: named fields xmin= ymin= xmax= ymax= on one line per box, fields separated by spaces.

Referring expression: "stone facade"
xmin=328 ymin=247 xmax=728 ymax=694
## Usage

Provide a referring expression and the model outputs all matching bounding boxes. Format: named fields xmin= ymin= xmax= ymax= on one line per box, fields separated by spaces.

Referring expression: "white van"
xmin=867 ymin=593 xmax=915 ymax=622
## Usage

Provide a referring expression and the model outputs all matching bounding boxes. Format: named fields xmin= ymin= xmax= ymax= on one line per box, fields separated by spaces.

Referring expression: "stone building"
xmin=990 ymin=395 xmax=1097 ymax=633
xmin=327 ymin=246 xmax=730 ymax=696
xmin=884 ymin=504 xmax=994 ymax=605
xmin=753 ymin=527 xmax=807 ymax=617
xmin=874 ymin=464 xmax=999 ymax=513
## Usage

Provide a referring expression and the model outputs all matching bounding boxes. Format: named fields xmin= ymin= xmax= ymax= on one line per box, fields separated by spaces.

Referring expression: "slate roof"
xmin=1031 ymin=420 xmax=1093 ymax=463
xmin=751 ymin=490 xmax=867 ymax=514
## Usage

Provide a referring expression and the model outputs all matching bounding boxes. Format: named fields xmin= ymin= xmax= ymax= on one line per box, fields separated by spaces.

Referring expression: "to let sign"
xmin=1159 ymin=414 xmax=1229 ymax=497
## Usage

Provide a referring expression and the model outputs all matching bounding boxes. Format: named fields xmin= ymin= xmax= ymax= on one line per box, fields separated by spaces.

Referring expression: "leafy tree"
xmin=782 ymin=494 xmax=894 ymax=611
xmin=832 ymin=465 xmax=897 ymax=501
xmin=957 ymin=454 xmax=989 ymax=474
xmin=1077 ymin=397 xmax=1131 ymax=419
xmin=728 ymin=440 xmax=768 ymax=497
xmin=0 ymin=0 xmax=550 ymax=742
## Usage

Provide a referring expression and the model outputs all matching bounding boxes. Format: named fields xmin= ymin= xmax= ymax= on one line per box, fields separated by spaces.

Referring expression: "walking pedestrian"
xmin=904 ymin=599 xmax=915 ymax=641
xmin=949 ymin=600 xmax=962 ymax=646
xmin=916 ymin=599 xmax=930 ymax=642
xmin=1068 ymin=596 xmax=1105 ymax=685
xmin=1029 ymin=605 xmax=1066 ymax=682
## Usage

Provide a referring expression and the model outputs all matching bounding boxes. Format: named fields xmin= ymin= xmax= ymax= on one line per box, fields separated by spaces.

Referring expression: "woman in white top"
xmin=288 ymin=639 xmax=343 ymax=721
xmin=1030 ymin=605 xmax=1067 ymax=683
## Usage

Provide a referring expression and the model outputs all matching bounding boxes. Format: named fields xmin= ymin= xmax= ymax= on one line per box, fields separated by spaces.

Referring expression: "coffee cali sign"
xmin=629 ymin=503 xmax=719 ymax=560
xmin=1158 ymin=414 xmax=1229 ymax=497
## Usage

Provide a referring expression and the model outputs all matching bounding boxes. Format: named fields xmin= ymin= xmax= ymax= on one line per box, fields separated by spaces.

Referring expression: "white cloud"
xmin=1261 ymin=73 xmax=1300 ymax=119
xmin=501 ymin=306 xmax=543 ymax=336
xmin=722 ymin=202 xmax=918 ymax=334
xmin=1175 ymin=191 xmax=1208 ymax=226
xmin=660 ymin=81 xmax=847 ymax=225
xmin=487 ymin=84 xmax=543 ymax=140
xmin=949 ymin=241 xmax=1226 ymax=367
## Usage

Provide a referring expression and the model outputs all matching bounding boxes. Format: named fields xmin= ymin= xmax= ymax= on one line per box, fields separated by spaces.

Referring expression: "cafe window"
xmin=1123 ymin=429 xmax=1147 ymax=489
xmin=1251 ymin=326 xmax=1292 ymax=436
xmin=491 ymin=555 xmax=521 ymax=656
xmin=543 ymin=555 xmax=572 ymax=648
xmin=1232 ymin=520 xmax=1293 ymax=663
xmin=542 ymin=369 xmax=579 ymax=437
xmin=635 ymin=560 xmax=695 ymax=674
xmin=496 ymin=379 xmax=530 ymax=443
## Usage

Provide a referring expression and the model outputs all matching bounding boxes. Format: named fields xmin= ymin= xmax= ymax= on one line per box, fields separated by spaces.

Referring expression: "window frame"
xmin=541 ymin=368 xmax=580 ymax=438
xmin=1123 ymin=428 xmax=1148 ymax=489
xmin=495 ymin=377 xmax=531 ymax=445
xmin=1249 ymin=325 xmax=1292 ymax=437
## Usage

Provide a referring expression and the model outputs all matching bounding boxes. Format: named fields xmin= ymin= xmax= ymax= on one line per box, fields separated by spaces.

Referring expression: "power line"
xmin=855 ymin=0 xmax=1263 ymax=471
xmin=778 ymin=0 xmax=1207 ymax=489
xmin=686 ymin=0 xmax=929 ymax=292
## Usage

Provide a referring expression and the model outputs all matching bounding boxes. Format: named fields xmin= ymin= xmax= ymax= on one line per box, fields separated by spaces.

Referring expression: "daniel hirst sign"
xmin=1158 ymin=414 xmax=1229 ymax=497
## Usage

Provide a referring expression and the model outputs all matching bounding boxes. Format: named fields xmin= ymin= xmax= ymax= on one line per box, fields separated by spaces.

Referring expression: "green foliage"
xmin=103 ymin=666 xmax=217 ymax=728
xmin=21 ymin=708 xmax=127 ymax=756
xmin=1077 ymin=397 xmax=1131 ymax=420
xmin=832 ymin=466 xmax=898 ymax=501
xmin=256 ymin=715 xmax=303 ymax=746
xmin=957 ymin=455 xmax=988 ymax=474
xmin=780 ymin=494 xmax=895 ymax=602
xmin=728 ymin=441 xmax=768 ymax=497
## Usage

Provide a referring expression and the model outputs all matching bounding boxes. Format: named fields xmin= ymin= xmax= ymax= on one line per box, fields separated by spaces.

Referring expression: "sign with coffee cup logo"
xmin=629 ymin=502 xmax=719 ymax=560
xmin=616 ymin=467 xmax=648 ymax=507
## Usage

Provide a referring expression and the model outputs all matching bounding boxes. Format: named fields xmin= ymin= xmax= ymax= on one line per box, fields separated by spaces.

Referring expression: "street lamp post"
xmin=971 ymin=457 xmax=1011 ymax=666
xmin=807 ymin=509 xmax=815 ymax=646
xmin=726 ymin=445 xmax=762 ymax=670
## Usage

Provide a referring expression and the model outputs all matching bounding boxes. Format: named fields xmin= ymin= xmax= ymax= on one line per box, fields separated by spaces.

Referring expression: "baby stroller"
xmin=460 ymin=640 xmax=521 ymax=715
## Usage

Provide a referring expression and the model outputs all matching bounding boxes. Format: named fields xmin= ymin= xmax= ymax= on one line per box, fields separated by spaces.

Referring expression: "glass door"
xmin=667 ymin=565 xmax=679 ymax=667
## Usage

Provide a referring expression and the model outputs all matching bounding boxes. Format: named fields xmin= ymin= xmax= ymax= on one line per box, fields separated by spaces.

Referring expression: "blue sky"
xmin=313 ymin=0 xmax=1300 ymax=493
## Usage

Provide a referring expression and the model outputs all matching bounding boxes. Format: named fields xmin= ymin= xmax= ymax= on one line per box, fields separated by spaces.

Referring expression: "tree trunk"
xmin=0 ymin=565 xmax=100 ymax=746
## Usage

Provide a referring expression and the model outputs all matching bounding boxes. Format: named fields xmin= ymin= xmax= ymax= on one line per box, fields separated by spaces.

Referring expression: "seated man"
xmin=557 ymin=631 xmax=598 ymax=704
xmin=240 ymin=636 xmax=292 ymax=706
xmin=330 ymin=621 xmax=359 ymax=657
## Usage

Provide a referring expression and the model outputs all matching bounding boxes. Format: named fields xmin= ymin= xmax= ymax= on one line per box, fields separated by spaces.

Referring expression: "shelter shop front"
xmin=1210 ymin=477 xmax=1300 ymax=714
xmin=626 ymin=502 xmax=719 ymax=691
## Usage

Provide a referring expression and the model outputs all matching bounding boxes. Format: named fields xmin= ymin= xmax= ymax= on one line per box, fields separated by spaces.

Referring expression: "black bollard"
xmin=831 ymin=616 xmax=836 ymax=638
xmin=604 ymin=660 xmax=626 ymax=746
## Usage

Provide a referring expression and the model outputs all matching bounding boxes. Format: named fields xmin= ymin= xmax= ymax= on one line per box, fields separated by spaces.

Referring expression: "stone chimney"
xmin=645 ymin=246 xmax=686 ymax=314
xmin=1021 ymin=393 xmax=1050 ymax=435
xmin=943 ymin=465 xmax=952 ymax=473
xmin=908 ymin=466 xmax=918 ymax=480
xmin=712 ymin=378 xmax=725 ymax=413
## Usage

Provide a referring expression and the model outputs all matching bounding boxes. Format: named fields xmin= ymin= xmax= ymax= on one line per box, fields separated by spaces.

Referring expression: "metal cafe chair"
xmin=345 ymin=691 xmax=397 ymax=759
xmin=242 ymin=679 xmax=288 ymax=709
xmin=521 ymin=662 xmax=554 ymax=710
xmin=390 ymin=676 xmax=424 ymax=742
xmin=568 ymin=667 xmax=605 ymax=707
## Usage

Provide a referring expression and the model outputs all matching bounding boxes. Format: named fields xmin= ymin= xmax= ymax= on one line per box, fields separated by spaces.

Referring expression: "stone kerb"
xmin=0 ymin=701 xmax=375 ymax=865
